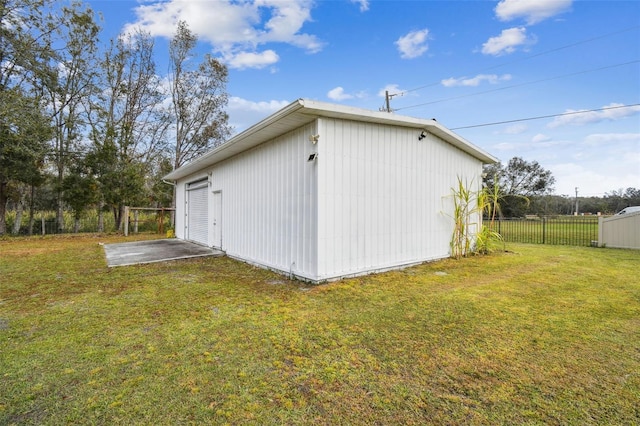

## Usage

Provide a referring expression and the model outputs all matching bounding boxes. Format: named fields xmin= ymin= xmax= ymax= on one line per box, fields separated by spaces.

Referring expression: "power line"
xmin=395 ymin=25 xmax=640 ymax=98
xmin=449 ymin=103 xmax=640 ymax=130
xmin=394 ymin=59 xmax=640 ymax=112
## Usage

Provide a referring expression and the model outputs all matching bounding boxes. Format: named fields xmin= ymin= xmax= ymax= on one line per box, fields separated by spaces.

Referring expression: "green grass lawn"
xmin=1 ymin=235 xmax=639 ymax=425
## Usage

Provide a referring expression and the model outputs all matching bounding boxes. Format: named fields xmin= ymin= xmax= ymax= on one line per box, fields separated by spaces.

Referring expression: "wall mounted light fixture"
xmin=307 ymin=153 xmax=318 ymax=162
xmin=309 ymin=134 xmax=320 ymax=144
xmin=418 ymin=131 xmax=427 ymax=141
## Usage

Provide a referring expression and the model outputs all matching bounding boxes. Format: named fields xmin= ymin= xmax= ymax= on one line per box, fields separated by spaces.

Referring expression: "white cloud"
xmin=259 ymin=0 xmax=323 ymax=52
xmin=495 ymin=0 xmax=573 ymax=25
xmin=441 ymin=73 xmax=512 ymax=87
xmin=487 ymin=134 xmax=563 ymax=157
xmin=550 ymin=161 xmax=640 ymax=197
xmin=351 ymin=0 xmax=370 ymax=12
xmin=532 ymin=133 xmax=551 ymax=143
xmin=529 ymin=131 xmax=639 ymax=196
xmin=548 ymin=103 xmax=640 ymax=128
xmin=583 ymin=133 xmax=640 ymax=146
xmin=327 ymin=87 xmax=353 ymax=101
xmin=227 ymin=97 xmax=291 ymax=132
xmin=377 ymin=84 xmax=409 ymax=98
xmin=500 ymin=123 xmax=528 ymax=134
xmin=223 ymin=50 xmax=279 ymax=70
xmin=228 ymin=97 xmax=290 ymax=113
xmin=395 ymin=29 xmax=430 ymax=59
xmin=327 ymin=87 xmax=367 ymax=101
xmin=124 ymin=0 xmax=322 ymax=69
xmin=492 ymin=142 xmax=519 ymax=151
xmin=481 ymin=27 xmax=530 ymax=56
xmin=487 ymin=129 xmax=638 ymax=196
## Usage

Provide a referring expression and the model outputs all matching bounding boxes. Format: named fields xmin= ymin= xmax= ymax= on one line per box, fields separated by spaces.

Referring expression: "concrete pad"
xmin=103 ymin=239 xmax=224 ymax=267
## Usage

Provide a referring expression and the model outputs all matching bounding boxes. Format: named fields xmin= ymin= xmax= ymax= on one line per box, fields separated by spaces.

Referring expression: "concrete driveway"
xmin=103 ymin=239 xmax=224 ymax=267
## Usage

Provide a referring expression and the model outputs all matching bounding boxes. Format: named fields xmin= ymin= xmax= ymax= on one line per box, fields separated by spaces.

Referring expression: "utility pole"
xmin=381 ymin=90 xmax=398 ymax=113
xmin=574 ymin=187 xmax=579 ymax=216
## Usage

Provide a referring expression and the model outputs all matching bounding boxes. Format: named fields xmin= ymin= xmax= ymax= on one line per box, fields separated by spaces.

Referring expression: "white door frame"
xmin=212 ymin=190 xmax=222 ymax=248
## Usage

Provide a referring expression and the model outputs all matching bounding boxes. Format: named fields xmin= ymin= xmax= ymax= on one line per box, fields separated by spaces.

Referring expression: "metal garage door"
xmin=186 ymin=180 xmax=208 ymax=246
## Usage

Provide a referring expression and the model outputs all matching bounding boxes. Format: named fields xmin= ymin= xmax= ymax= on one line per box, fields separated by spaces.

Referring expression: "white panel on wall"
xmin=599 ymin=213 xmax=640 ymax=249
xmin=316 ymin=117 xmax=483 ymax=281
xmin=208 ymin=122 xmax=318 ymax=280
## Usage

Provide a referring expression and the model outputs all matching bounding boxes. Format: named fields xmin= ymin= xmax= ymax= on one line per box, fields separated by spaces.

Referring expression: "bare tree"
xmin=168 ymin=20 xmax=231 ymax=170
xmin=42 ymin=1 xmax=100 ymax=232
xmin=98 ymin=30 xmax=169 ymax=165
xmin=88 ymin=29 xmax=169 ymax=230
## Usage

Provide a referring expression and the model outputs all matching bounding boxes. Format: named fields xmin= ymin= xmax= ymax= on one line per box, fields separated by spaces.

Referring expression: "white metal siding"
xmin=598 ymin=212 xmax=640 ymax=249
xmin=174 ymin=116 xmax=485 ymax=282
xmin=212 ymin=191 xmax=222 ymax=248
xmin=316 ymin=117 xmax=482 ymax=281
xmin=210 ymin=123 xmax=318 ymax=279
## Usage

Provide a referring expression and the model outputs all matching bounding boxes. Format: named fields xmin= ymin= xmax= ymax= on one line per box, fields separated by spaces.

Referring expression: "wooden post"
xmin=41 ymin=215 xmax=45 ymax=236
xmin=123 ymin=206 xmax=129 ymax=236
xmin=133 ymin=209 xmax=139 ymax=234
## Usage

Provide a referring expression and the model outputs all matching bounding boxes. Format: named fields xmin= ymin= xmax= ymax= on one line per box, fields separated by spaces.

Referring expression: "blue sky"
xmin=87 ymin=0 xmax=640 ymax=197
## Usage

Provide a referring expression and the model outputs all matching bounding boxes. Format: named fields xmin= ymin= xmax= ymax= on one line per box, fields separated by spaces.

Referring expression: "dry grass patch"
xmin=1 ymin=235 xmax=639 ymax=424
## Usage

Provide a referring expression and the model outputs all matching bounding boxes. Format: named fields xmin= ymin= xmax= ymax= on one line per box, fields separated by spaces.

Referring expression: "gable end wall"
xmin=316 ymin=117 xmax=483 ymax=281
xmin=207 ymin=122 xmax=319 ymax=279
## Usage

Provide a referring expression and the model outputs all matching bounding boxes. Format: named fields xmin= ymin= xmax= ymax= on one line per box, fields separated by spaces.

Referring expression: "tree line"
xmin=1 ymin=0 xmax=231 ymax=235
xmin=484 ymin=157 xmax=639 ymax=217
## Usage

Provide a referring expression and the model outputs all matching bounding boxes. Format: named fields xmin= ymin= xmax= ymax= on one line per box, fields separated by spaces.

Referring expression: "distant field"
xmin=1 ymin=235 xmax=638 ymax=424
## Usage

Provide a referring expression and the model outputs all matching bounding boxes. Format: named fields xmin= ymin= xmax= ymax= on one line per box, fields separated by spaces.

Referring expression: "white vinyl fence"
xmin=598 ymin=211 xmax=640 ymax=249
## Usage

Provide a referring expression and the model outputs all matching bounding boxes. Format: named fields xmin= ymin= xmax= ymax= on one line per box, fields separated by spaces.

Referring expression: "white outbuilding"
xmin=164 ymin=99 xmax=498 ymax=282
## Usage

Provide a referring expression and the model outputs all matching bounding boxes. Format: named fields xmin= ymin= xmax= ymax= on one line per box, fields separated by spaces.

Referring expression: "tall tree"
xmin=0 ymin=0 xmax=56 ymax=91
xmin=484 ymin=157 xmax=555 ymax=217
xmin=42 ymin=1 xmax=99 ymax=232
xmin=0 ymin=89 xmax=51 ymax=235
xmin=604 ymin=187 xmax=640 ymax=213
xmin=62 ymin=157 xmax=97 ymax=232
xmin=89 ymin=29 xmax=168 ymax=230
xmin=168 ymin=20 xmax=231 ymax=170
xmin=0 ymin=0 xmax=55 ymax=235
xmin=84 ymin=138 xmax=146 ymax=232
xmin=97 ymin=30 xmax=168 ymax=165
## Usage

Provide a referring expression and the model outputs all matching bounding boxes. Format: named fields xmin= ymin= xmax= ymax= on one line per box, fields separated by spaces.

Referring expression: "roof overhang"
xmin=164 ymin=98 xmax=498 ymax=181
